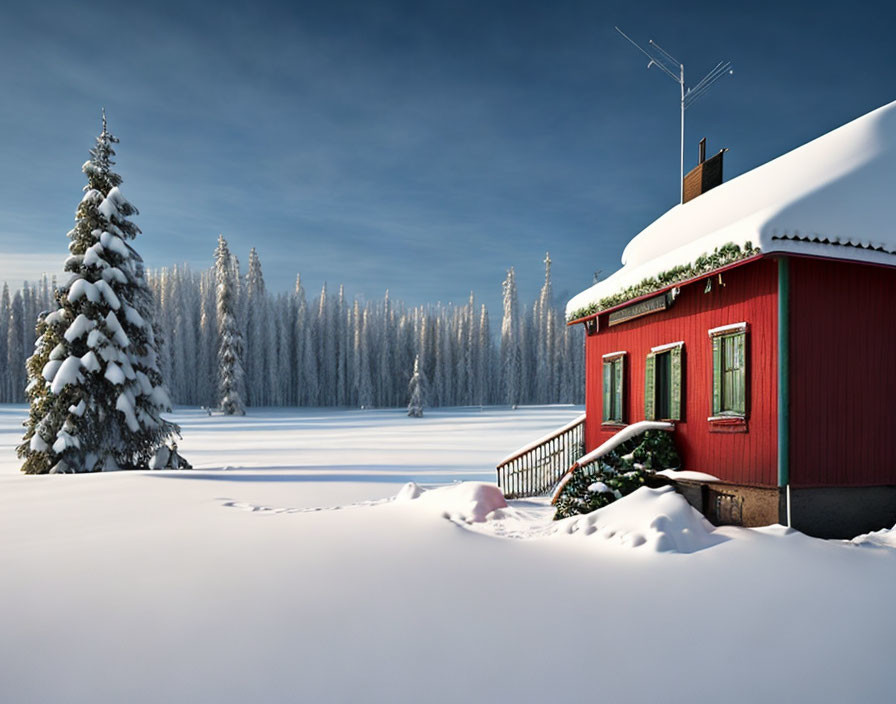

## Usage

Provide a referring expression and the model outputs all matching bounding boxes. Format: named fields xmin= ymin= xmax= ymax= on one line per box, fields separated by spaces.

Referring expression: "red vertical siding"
xmin=789 ymin=257 xmax=896 ymax=487
xmin=583 ymin=258 xmax=778 ymax=486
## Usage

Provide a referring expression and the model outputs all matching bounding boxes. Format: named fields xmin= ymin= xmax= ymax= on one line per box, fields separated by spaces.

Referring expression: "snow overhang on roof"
xmin=567 ymin=99 xmax=896 ymax=322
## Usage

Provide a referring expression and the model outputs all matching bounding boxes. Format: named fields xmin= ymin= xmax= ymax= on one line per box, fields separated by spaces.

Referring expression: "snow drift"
xmin=399 ymin=482 xmax=722 ymax=554
xmin=554 ymin=485 xmax=724 ymax=553
xmin=395 ymin=481 xmax=507 ymax=523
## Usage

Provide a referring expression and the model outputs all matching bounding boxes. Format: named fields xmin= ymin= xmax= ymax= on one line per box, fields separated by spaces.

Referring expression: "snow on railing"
xmin=549 ymin=420 xmax=674 ymax=504
xmin=496 ymin=414 xmax=586 ymax=499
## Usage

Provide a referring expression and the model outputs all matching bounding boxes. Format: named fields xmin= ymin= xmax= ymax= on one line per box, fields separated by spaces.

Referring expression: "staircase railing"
xmin=496 ymin=414 xmax=585 ymax=499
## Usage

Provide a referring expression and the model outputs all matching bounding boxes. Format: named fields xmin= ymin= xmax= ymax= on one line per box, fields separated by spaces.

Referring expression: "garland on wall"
xmin=566 ymin=241 xmax=760 ymax=323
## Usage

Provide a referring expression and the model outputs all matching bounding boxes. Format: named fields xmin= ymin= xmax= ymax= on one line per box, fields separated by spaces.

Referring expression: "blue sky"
xmin=1 ymin=0 xmax=894 ymax=314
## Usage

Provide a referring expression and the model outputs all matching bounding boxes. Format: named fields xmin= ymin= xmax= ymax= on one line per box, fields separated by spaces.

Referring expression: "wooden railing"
xmin=496 ymin=414 xmax=585 ymax=499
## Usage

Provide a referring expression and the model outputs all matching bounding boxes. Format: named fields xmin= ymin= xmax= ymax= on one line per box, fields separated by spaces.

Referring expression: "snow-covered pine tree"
xmin=22 ymin=284 xmax=39 ymax=370
xmin=268 ymin=295 xmax=282 ymax=405
xmin=477 ymin=304 xmax=493 ymax=406
xmin=463 ymin=293 xmax=477 ymax=405
xmin=358 ymin=307 xmax=374 ymax=408
xmin=350 ymin=299 xmax=362 ymax=407
xmin=0 ymin=284 xmax=10 ymax=402
xmin=153 ymin=268 xmax=174 ymax=396
xmin=407 ymin=354 xmax=426 ymax=417
xmin=39 ymin=275 xmax=53 ymax=314
xmin=501 ymin=267 xmax=523 ymax=407
xmin=315 ymin=284 xmax=331 ymax=403
xmin=168 ymin=269 xmax=188 ymax=403
xmin=178 ymin=266 xmax=200 ymax=404
xmin=245 ymin=248 xmax=266 ymax=406
xmin=395 ymin=308 xmax=416 ymax=408
xmin=335 ymin=285 xmax=348 ymax=406
xmin=301 ymin=299 xmax=319 ymax=406
xmin=377 ymin=291 xmax=393 ymax=407
xmin=214 ymin=235 xmax=246 ymax=415
xmin=534 ymin=252 xmax=555 ymax=403
xmin=18 ymin=113 xmax=182 ymax=473
xmin=7 ymin=291 xmax=25 ymax=402
xmin=293 ymin=274 xmax=315 ymax=406
xmin=197 ymin=268 xmax=217 ymax=408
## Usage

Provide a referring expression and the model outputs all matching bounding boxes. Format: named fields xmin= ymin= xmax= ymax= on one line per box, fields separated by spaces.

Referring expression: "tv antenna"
xmin=615 ymin=27 xmax=733 ymax=204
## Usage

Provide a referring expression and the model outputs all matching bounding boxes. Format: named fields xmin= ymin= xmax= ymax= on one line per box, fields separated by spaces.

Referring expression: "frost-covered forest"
xmin=0 ymin=251 xmax=583 ymax=408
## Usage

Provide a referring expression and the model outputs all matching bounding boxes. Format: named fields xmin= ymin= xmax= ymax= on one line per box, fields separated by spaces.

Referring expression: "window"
xmin=602 ymin=352 xmax=625 ymax=423
xmin=709 ymin=324 xmax=747 ymax=418
xmin=645 ymin=342 xmax=683 ymax=421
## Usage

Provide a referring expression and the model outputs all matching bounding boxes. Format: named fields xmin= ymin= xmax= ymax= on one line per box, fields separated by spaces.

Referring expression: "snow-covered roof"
xmin=567 ymin=99 xmax=896 ymax=320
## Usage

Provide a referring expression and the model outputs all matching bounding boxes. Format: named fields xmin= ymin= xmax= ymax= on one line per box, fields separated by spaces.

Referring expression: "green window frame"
xmin=602 ymin=353 xmax=625 ymax=424
xmin=644 ymin=342 xmax=683 ymax=421
xmin=709 ymin=324 xmax=747 ymax=418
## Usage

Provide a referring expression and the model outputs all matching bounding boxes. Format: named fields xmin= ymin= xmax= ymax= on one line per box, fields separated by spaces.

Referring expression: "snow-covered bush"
xmin=553 ymin=430 xmax=680 ymax=520
xmin=18 ymin=113 xmax=183 ymax=473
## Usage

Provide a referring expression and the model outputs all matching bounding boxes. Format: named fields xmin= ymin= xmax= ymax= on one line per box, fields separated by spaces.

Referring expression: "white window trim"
xmin=708 ymin=322 xmax=748 ymax=337
xmin=650 ymin=341 xmax=684 ymax=354
xmin=602 ymin=351 xmax=627 ymax=360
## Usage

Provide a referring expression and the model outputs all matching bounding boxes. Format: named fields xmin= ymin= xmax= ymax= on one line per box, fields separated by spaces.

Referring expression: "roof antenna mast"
xmin=615 ymin=27 xmax=733 ymax=204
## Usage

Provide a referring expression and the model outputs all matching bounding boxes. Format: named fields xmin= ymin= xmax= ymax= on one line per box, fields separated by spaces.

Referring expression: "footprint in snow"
xmin=219 ymin=497 xmax=392 ymax=514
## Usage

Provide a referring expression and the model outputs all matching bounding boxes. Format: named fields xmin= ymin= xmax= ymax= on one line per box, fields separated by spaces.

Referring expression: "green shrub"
xmin=553 ymin=430 xmax=681 ymax=520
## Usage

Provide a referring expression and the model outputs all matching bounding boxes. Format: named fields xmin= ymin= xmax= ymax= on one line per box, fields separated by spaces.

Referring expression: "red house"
xmin=561 ymin=101 xmax=896 ymax=538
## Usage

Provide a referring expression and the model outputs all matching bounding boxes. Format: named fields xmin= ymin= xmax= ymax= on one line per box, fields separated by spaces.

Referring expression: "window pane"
xmin=655 ymin=351 xmax=671 ymax=419
xmin=613 ymin=359 xmax=623 ymax=422
xmin=720 ymin=333 xmax=745 ymax=415
xmin=603 ymin=357 xmax=624 ymax=423
xmin=603 ymin=362 xmax=612 ymax=421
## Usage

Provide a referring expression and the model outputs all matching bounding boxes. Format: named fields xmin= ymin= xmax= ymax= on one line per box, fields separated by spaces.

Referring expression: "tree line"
xmin=0 ymin=251 xmax=583 ymax=409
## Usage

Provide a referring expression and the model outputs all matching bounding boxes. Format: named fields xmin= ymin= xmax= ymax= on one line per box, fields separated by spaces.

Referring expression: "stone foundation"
xmin=661 ymin=478 xmax=896 ymax=539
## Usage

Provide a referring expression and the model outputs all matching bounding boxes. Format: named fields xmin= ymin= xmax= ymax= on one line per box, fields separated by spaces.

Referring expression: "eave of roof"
xmin=566 ymin=253 xmax=765 ymax=326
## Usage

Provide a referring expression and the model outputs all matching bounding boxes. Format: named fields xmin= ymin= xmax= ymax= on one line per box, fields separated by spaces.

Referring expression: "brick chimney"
xmin=683 ymin=138 xmax=727 ymax=203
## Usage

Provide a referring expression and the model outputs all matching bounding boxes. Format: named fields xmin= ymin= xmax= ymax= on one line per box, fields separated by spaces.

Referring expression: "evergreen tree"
xmin=7 ymin=291 xmax=25 ymax=402
xmin=18 ymin=113 xmax=181 ymax=473
xmin=351 ymin=299 xmax=362 ymax=407
xmin=477 ymin=304 xmax=492 ymax=406
xmin=214 ymin=235 xmax=246 ymax=415
xmin=377 ymin=291 xmax=393 ymax=407
xmin=38 ymin=275 xmax=52 ymax=313
xmin=197 ymin=268 xmax=217 ymax=408
xmin=0 ymin=284 xmax=9 ymax=402
xmin=245 ymin=248 xmax=266 ymax=406
xmin=22 ymin=284 xmax=38 ymax=369
xmin=294 ymin=274 xmax=316 ymax=406
xmin=407 ymin=354 xmax=426 ymax=417
xmin=317 ymin=283 xmax=334 ymax=402
xmin=154 ymin=268 xmax=174 ymax=395
xmin=301 ymin=302 xmax=319 ymax=406
xmin=358 ymin=307 xmax=374 ymax=408
xmin=501 ymin=267 xmax=523 ymax=406
xmin=335 ymin=285 xmax=348 ymax=406
xmin=534 ymin=253 xmax=555 ymax=403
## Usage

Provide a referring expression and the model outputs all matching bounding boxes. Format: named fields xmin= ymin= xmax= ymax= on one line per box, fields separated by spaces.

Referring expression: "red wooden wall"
xmin=789 ymin=257 xmax=896 ymax=487
xmin=583 ymin=258 xmax=778 ymax=486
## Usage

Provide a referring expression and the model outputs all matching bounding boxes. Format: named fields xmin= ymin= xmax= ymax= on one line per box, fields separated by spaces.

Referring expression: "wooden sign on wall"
xmin=608 ymin=293 xmax=669 ymax=326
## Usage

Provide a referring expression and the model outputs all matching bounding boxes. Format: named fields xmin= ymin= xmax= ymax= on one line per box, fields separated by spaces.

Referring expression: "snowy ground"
xmin=1 ymin=404 xmax=895 ymax=703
